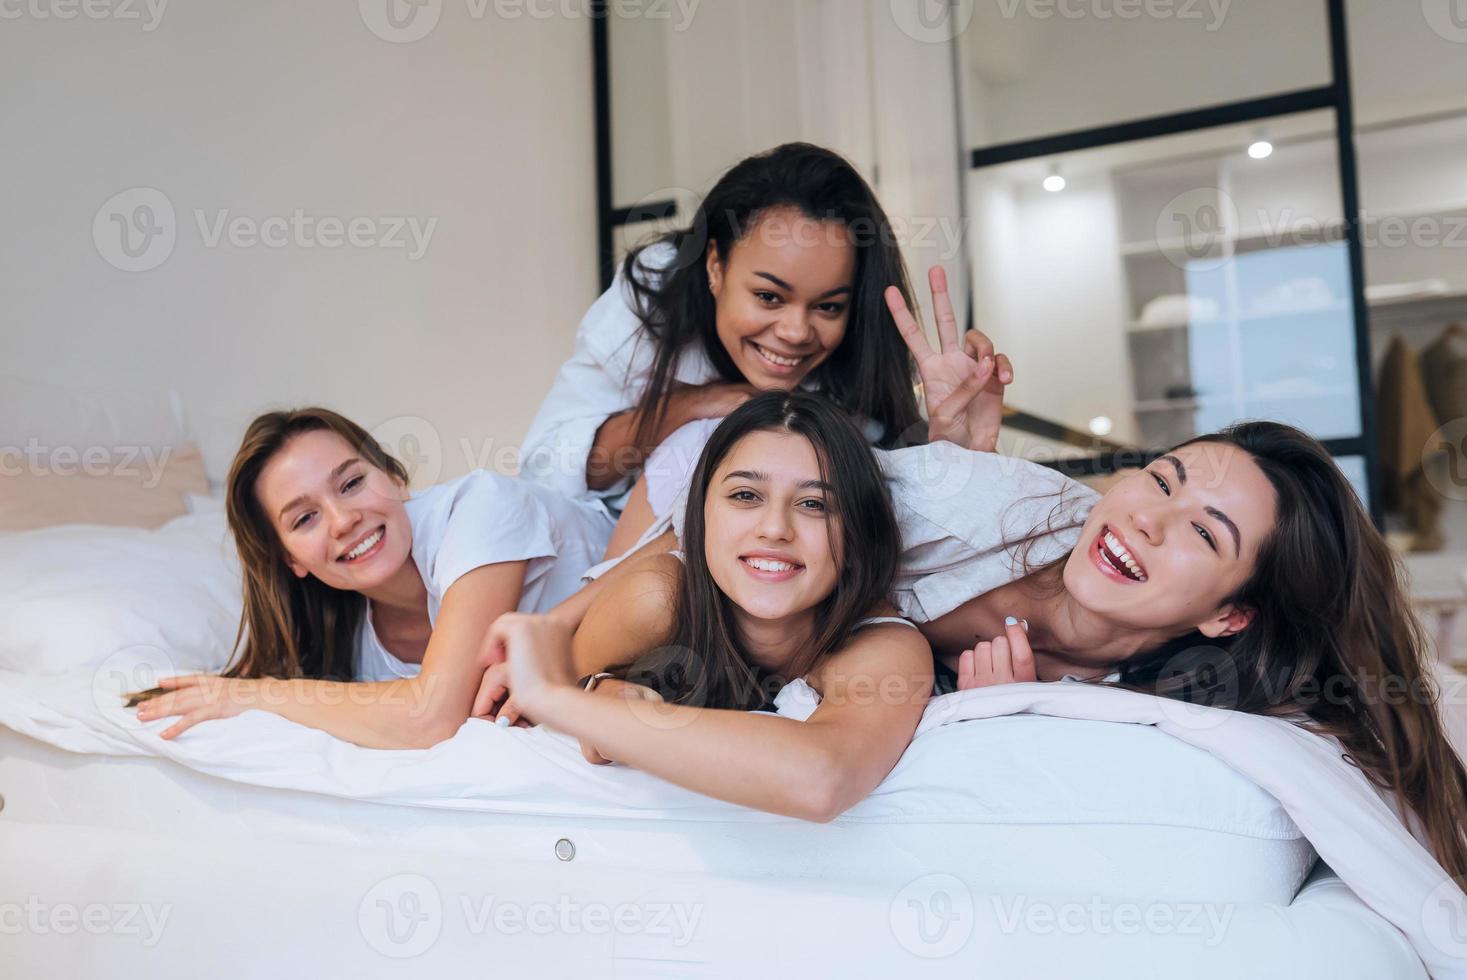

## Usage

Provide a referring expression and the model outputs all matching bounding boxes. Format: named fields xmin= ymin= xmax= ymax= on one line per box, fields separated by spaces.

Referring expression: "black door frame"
xmin=590 ymin=0 xmax=1381 ymax=523
xmin=964 ymin=0 xmax=1380 ymax=522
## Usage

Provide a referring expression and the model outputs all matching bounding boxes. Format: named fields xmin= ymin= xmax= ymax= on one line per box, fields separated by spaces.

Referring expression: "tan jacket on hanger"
xmin=1419 ymin=324 xmax=1467 ymax=426
xmin=1376 ymin=335 xmax=1444 ymax=551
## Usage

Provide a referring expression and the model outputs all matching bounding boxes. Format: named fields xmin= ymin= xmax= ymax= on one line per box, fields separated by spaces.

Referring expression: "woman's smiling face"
xmin=706 ymin=206 xmax=855 ymax=391
xmin=702 ymin=429 xmax=842 ymax=627
xmin=254 ymin=429 xmax=413 ymax=593
xmin=1063 ymin=441 xmax=1279 ymax=639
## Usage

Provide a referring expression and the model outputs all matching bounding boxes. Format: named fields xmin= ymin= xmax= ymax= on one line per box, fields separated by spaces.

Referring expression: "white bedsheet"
xmin=1 ymin=665 xmax=1462 ymax=976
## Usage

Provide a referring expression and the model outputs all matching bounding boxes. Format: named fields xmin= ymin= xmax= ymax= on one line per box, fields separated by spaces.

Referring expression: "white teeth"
xmin=1103 ymin=531 xmax=1146 ymax=581
xmin=344 ymin=528 xmax=383 ymax=560
xmin=745 ymin=557 xmax=797 ymax=572
xmin=755 ymin=343 xmax=801 ymax=367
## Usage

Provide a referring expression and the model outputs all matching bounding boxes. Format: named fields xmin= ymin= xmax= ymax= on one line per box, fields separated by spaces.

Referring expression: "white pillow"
xmin=0 ymin=512 xmax=242 ymax=678
xmin=866 ymin=713 xmax=1317 ymax=905
xmin=0 ymin=377 xmax=186 ymax=452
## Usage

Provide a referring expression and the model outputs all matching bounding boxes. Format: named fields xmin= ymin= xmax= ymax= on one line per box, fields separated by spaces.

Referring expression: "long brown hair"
xmin=1109 ymin=421 xmax=1467 ymax=880
xmin=621 ymin=142 xmax=923 ymax=455
xmin=222 ymin=407 xmax=409 ymax=680
xmin=616 ymin=391 xmax=902 ymax=710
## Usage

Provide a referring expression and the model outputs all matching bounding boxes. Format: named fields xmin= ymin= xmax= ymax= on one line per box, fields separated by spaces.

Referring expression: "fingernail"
xmin=1021 ymin=618 xmax=1029 ymax=631
xmin=495 ymin=715 xmax=511 ymax=728
xmin=1004 ymin=616 xmax=1018 ymax=627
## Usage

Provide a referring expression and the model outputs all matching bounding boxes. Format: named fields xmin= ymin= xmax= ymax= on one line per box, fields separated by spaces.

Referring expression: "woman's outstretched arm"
xmin=136 ymin=562 xmax=527 ymax=748
xmin=496 ymin=612 xmax=933 ymax=822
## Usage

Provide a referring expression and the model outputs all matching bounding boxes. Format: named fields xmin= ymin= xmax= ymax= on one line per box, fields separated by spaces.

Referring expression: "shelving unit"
xmin=1111 ymin=140 xmax=1364 ymax=449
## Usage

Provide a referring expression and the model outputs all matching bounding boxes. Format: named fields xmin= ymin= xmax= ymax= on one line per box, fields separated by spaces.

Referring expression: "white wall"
xmin=609 ymin=0 xmax=970 ymax=337
xmin=0 ymin=0 xmax=597 ymax=487
xmin=957 ymin=2 xmax=1467 ymax=149
xmin=968 ymin=170 xmax=1137 ymax=444
xmin=959 ymin=1 xmax=1331 ymax=148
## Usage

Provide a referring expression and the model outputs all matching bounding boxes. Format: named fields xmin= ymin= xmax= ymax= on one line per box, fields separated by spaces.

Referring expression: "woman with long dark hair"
xmin=913 ymin=421 xmax=1467 ymax=882
xmin=503 ymin=410 xmax=1467 ymax=876
xmin=490 ymin=391 xmax=933 ymax=821
xmin=519 ymin=142 xmax=1010 ymax=528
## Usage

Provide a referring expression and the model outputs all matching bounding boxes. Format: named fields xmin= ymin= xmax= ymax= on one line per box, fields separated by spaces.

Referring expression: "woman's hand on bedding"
xmin=132 ymin=674 xmax=257 ymax=739
xmin=486 ymin=613 xmax=580 ymax=719
xmin=469 ymin=661 xmax=533 ymax=728
xmin=954 ymin=618 xmax=1036 ymax=691
xmin=886 ymin=266 xmax=1011 ymax=453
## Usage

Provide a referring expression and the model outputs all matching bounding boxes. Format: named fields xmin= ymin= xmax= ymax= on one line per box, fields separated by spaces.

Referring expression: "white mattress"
xmin=0 ymin=704 xmax=1315 ymax=906
xmin=0 ymin=726 xmax=1426 ymax=979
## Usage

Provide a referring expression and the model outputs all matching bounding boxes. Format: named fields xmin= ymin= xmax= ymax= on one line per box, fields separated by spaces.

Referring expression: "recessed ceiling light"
xmin=1248 ymin=139 xmax=1273 ymax=160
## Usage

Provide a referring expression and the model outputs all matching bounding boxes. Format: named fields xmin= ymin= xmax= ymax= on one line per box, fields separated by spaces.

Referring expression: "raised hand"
xmin=470 ymin=661 xmax=532 ymax=728
xmin=955 ymin=617 xmax=1037 ymax=690
xmin=886 ymin=266 xmax=1012 ymax=453
xmin=485 ymin=612 xmax=579 ymax=719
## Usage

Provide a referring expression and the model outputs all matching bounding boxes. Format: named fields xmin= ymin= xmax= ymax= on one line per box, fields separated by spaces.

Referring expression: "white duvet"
xmin=2 ymin=513 xmax=1465 ymax=978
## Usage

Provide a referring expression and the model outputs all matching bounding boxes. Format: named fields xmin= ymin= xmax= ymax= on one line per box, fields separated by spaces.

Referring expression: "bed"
xmin=0 ymin=387 xmax=1442 ymax=978
xmin=0 ymin=712 xmax=1429 ymax=979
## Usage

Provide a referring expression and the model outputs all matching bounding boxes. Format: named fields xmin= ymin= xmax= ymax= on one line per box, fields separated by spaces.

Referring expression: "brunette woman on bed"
xmin=483 ymin=391 xmax=933 ymax=822
xmin=519 ymin=141 xmax=1011 ymax=554
xmin=915 ymin=421 xmax=1467 ymax=881
xmin=501 ymin=390 xmax=1467 ymax=867
xmin=131 ymin=407 xmax=611 ymax=749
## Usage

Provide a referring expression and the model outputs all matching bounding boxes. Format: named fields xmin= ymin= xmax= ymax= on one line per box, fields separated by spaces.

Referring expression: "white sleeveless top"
xmin=770 ymin=615 xmax=920 ymax=723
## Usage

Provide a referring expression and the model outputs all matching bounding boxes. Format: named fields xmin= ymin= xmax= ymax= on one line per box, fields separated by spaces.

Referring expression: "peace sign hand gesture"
xmin=886 ymin=266 xmax=1012 ymax=453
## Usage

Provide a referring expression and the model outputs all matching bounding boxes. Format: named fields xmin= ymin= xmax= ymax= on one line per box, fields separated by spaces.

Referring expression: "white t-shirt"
xmin=518 ymin=242 xmax=712 ymax=514
xmin=355 ymin=471 xmax=613 ymax=681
